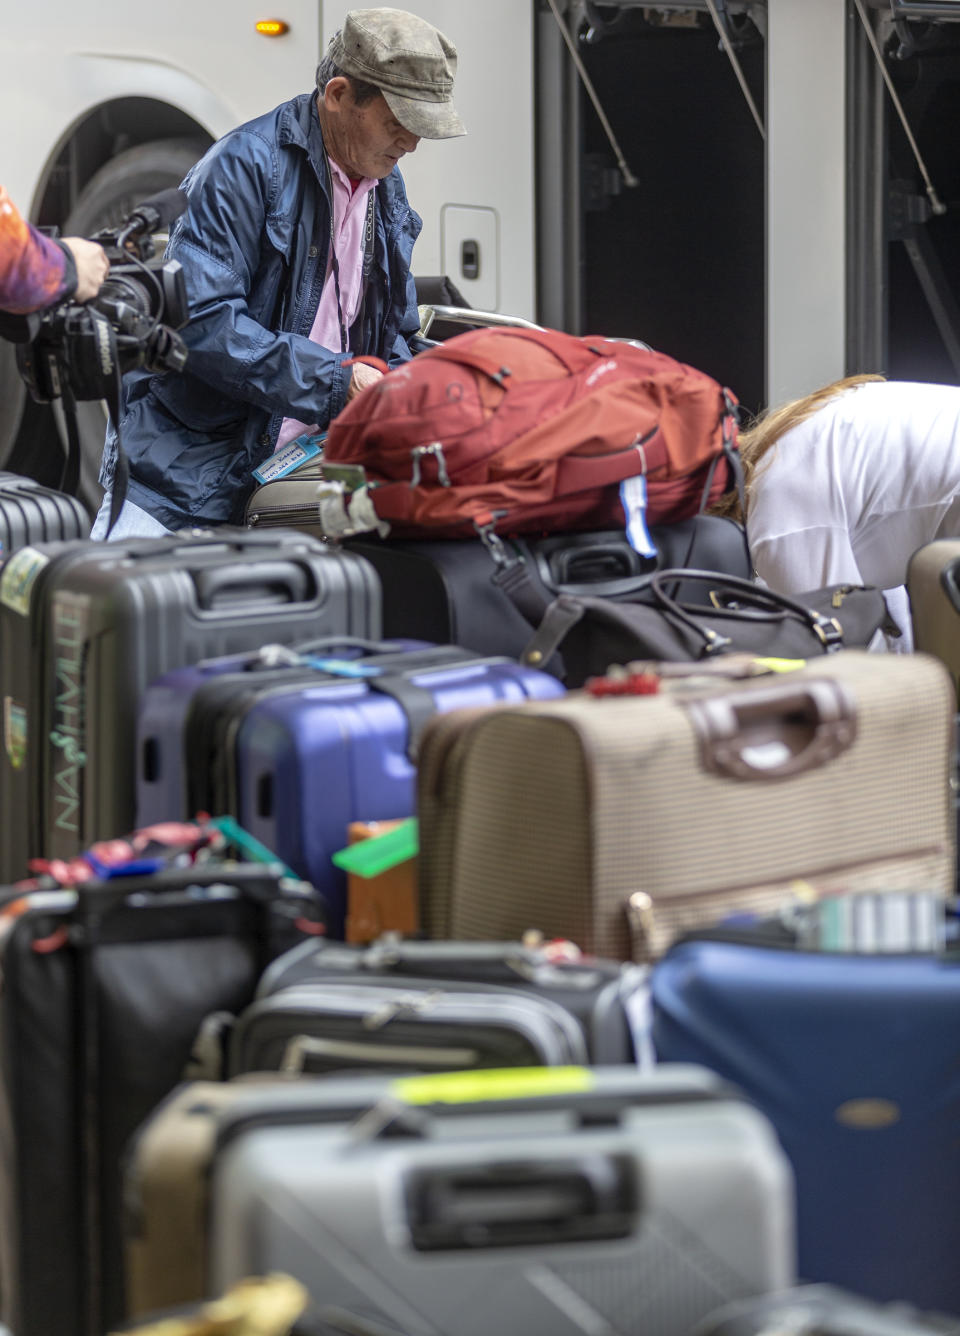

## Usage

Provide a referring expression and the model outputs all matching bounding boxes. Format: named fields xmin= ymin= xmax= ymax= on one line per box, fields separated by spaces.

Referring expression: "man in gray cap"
xmin=92 ymin=8 xmax=465 ymax=538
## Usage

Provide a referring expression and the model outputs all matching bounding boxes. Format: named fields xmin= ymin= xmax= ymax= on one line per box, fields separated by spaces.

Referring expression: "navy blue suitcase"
xmin=651 ymin=927 xmax=960 ymax=1314
xmin=138 ymin=642 xmax=565 ymax=936
xmin=695 ymin=1285 xmax=960 ymax=1336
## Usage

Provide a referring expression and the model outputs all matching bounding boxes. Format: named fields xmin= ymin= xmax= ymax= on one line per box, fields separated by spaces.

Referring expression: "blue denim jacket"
xmin=99 ymin=92 xmax=422 ymax=528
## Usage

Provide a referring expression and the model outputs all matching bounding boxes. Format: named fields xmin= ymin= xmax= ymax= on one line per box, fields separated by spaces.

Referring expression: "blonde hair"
xmin=709 ymin=373 xmax=887 ymax=523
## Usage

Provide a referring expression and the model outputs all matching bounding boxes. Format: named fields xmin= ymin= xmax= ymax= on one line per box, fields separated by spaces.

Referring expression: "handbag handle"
xmin=649 ymin=570 xmax=844 ymax=655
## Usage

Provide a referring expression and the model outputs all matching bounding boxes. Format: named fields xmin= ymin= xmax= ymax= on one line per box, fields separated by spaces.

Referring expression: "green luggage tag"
xmin=331 ymin=817 xmax=418 ymax=878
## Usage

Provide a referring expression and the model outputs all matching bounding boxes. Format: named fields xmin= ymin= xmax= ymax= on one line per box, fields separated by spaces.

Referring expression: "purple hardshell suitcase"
xmin=138 ymin=641 xmax=565 ymax=936
xmin=136 ymin=637 xmax=424 ymax=827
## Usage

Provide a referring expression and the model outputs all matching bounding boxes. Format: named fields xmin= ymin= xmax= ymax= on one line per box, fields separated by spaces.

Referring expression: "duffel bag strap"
xmin=473 ymin=513 xmax=557 ymax=632
xmin=519 ymin=595 xmax=588 ymax=669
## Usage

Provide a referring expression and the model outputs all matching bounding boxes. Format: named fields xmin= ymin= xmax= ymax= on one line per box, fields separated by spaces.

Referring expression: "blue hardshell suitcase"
xmin=651 ymin=931 xmax=960 ymax=1314
xmin=138 ymin=642 xmax=565 ymax=936
xmin=136 ymin=637 xmax=426 ymax=827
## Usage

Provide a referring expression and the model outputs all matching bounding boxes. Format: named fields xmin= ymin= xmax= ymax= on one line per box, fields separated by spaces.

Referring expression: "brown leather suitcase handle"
xmin=685 ymin=678 xmax=857 ymax=781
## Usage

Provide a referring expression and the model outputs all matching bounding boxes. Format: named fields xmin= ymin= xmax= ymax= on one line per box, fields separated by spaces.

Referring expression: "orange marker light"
xmin=255 ymin=19 xmax=289 ymax=36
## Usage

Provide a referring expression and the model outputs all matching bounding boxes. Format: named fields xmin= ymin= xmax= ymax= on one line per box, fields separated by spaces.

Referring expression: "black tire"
xmin=54 ymin=136 xmax=209 ymax=514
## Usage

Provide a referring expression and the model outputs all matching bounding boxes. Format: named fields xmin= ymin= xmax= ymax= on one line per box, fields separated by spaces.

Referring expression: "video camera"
xmin=11 ymin=188 xmax=190 ymax=405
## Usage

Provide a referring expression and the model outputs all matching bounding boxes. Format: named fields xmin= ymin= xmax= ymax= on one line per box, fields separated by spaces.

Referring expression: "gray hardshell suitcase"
xmin=0 ymin=527 xmax=380 ymax=880
xmin=200 ymin=1065 xmax=794 ymax=1336
xmin=0 ymin=471 xmax=89 ymax=554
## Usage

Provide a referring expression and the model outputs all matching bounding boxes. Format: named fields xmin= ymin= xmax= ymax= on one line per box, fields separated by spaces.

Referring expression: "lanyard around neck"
xmin=325 ymin=155 xmax=377 ymax=354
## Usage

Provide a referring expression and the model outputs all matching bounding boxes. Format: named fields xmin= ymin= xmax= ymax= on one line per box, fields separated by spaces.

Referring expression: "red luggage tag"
xmin=585 ymin=670 xmax=660 ymax=697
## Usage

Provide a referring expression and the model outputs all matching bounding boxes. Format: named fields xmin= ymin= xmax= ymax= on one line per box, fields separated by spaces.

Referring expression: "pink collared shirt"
xmin=274 ymin=157 xmax=377 ymax=451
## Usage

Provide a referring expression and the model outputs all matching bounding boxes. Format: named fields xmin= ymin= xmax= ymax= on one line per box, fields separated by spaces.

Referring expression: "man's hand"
xmin=62 ymin=237 xmax=110 ymax=302
xmin=346 ymin=361 xmax=384 ymax=402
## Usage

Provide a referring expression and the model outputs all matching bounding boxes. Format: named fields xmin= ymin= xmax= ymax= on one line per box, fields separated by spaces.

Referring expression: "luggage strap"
xmin=59 ymin=310 xmax=129 ymax=537
xmin=368 ymin=655 xmax=510 ymax=760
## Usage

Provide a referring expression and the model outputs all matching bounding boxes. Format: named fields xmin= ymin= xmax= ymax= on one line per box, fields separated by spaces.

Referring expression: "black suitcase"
xmin=0 ymin=471 xmax=89 ymax=553
xmin=0 ymin=860 xmax=324 ymax=1336
xmin=214 ymin=936 xmax=646 ymax=1080
xmin=0 ymin=527 xmax=380 ymax=880
xmin=694 ymin=1285 xmax=960 ymax=1336
xmin=346 ymin=514 xmax=751 ymax=671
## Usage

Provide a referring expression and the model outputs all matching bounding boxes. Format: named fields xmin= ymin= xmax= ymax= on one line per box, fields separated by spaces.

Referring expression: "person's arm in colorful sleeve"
xmin=0 ymin=184 xmax=109 ymax=315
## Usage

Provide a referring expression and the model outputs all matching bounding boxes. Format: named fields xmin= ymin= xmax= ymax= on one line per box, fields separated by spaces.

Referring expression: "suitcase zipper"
xmin=247 ymin=503 xmax=328 ymax=525
xmin=230 ymin=984 xmax=588 ymax=1074
xmin=260 ymin=972 xmax=592 ymax=1042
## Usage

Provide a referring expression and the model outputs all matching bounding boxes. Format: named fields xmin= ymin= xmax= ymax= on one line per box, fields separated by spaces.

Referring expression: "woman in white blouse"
xmin=710 ymin=374 xmax=960 ymax=651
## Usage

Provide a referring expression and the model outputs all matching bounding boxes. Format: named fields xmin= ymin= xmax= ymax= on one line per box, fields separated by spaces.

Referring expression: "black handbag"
xmin=521 ymin=570 xmax=893 ymax=686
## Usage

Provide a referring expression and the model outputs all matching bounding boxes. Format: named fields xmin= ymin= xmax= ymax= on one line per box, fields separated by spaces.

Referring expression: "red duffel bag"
xmin=324 ymin=325 xmax=740 ymax=539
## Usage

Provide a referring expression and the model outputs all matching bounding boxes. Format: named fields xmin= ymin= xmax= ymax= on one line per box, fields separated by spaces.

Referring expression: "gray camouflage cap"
xmin=329 ymin=7 xmax=466 ymax=140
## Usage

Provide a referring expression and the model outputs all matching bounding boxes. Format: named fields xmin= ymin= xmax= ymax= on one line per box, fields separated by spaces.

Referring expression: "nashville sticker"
xmin=0 ymin=546 xmax=49 ymax=617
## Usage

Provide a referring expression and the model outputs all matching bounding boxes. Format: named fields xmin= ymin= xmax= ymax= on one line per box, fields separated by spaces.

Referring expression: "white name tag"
xmin=620 ymin=475 xmax=657 ymax=557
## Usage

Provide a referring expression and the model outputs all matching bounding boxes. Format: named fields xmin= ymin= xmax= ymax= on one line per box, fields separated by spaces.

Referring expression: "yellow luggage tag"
xmin=392 ymin=1065 xmax=595 ymax=1107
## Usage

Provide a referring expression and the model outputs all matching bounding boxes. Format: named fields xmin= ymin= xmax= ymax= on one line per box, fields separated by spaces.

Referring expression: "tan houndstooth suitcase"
xmin=417 ymin=652 xmax=956 ymax=959
xmin=908 ymin=539 xmax=960 ymax=704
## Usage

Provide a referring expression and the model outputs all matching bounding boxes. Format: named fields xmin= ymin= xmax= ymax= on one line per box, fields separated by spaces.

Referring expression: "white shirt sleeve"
xmin=750 ymin=523 xmax=865 ymax=595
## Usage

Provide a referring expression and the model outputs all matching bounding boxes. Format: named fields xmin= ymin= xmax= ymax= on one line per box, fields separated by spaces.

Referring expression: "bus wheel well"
xmin=36 ymin=97 xmax=213 ymax=227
